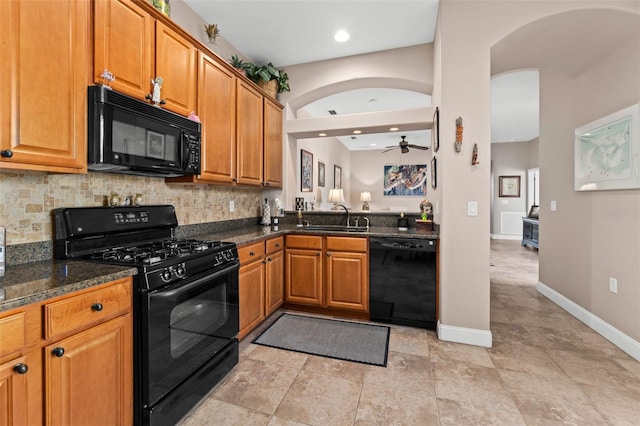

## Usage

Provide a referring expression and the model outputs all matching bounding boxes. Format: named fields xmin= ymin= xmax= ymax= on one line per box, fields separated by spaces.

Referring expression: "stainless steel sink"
xmin=299 ymin=225 xmax=368 ymax=232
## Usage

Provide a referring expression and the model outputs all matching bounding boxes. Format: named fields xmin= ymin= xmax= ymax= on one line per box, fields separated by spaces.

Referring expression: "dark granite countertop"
xmin=0 ymin=260 xmax=137 ymax=313
xmin=0 ymin=224 xmax=436 ymax=313
xmin=190 ymin=224 xmax=439 ymax=247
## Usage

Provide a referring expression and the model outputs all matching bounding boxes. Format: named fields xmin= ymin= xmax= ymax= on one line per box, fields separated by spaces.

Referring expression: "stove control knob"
xmin=161 ymin=269 xmax=172 ymax=282
xmin=175 ymin=264 xmax=185 ymax=277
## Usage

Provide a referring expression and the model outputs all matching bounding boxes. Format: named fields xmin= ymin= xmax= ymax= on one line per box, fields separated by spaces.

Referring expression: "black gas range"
xmin=54 ymin=205 xmax=239 ymax=426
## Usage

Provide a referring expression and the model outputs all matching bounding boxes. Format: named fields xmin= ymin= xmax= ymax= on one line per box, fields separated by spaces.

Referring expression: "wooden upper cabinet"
xmin=263 ymin=98 xmax=283 ymax=188
xmin=192 ymin=52 xmax=237 ymax=184
xmin=94 ymin=0 xmax=196 ymax=116
xmin=236 ymin=80 xmax=264 ymax=186
xmin=94 ymin=0 xmax=153 ymax=101
xmin=0 ymin=0 xmax=88 ymax=173
xmin=154 ymin=22 xmax=197 ymax=116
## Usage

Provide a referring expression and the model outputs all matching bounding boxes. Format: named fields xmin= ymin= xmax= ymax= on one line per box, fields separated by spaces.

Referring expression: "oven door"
xmin=141 ymin=262 xmax=239 ymax=406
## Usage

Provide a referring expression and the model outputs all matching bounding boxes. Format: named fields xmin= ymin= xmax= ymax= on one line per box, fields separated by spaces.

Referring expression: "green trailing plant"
xmin=230 ymin=55 xmax=249 ymax=70
xmin=244 ymin=62 xmax=290 ymax=94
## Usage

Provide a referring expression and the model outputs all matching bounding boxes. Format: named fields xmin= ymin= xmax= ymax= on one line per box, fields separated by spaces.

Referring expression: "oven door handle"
xmin=150 ymin=262 xmax=239 ymax=298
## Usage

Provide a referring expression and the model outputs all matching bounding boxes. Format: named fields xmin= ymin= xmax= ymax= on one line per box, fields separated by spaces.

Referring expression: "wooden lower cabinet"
xmin=238 ymin=237 xmax=284 ymax=339
xmin=285 ymin=235 xmax=369 ymax=315
xmin=46 ymin=314 xmax=132 ymax=426
xmin=0 ymin=278 xmax=133 ymax=426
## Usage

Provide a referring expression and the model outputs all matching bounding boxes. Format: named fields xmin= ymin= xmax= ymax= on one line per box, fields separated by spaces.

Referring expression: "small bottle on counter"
xmin=296 ymin=209 xmax=303 ymax=227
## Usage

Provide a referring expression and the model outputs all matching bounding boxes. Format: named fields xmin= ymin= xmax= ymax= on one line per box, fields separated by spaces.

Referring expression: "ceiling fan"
xmin=382 ymin=136 xmax=429 ymax=154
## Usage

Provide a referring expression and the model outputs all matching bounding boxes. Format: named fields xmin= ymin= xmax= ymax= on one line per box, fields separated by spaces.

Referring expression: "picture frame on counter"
xmin=431 ymin=156 xmax=437 ymax=189
xmin=301 ymin=149 xmax=313 ymax=192
xmin=499 ymin=175 xmax=520 ymax=197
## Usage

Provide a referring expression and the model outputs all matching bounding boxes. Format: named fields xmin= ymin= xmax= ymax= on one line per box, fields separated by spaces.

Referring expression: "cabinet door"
xmin=236 ymin=80 xmax=264 ymax=186
xmin=0 ymin=0 xmax=88 ymax=173
xmin=0 ymin=355 xmax=29 ymax=425
xmin=265 ymin=249 xmax=284 ymax=316
xmin=285 ymin=249 xmax=323 ymax=306
xmin=94 ymin=0 xmax=153 ymax=101
xmin=45 ymin=315 xmax=133 ymax=426
xmin=155 ymin=21 xmax=197 ymax=116
xmin=239 ymin=260 xmax=265 ymax=340
xmin=197 ymin=53 xmax=237 ymax=183
xmin=263 ymin=98 xmax=283 ymax=188
xmin=325 ymin=251 xmax=369 ymax=312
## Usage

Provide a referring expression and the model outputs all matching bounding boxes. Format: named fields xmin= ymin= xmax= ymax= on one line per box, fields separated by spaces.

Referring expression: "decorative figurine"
xmin=146 ymin=77 xmax=165 ymax=106
xmin=109 ymin=192 xmax=120 ymax=207
xmin=472 ymin=143 xmax=479 ymax=165
xmin=454 ymin=116 xmax=463 ymax=153
xmin=134 ymin=193 xmax=143 ymax=206
xmin=100 ymin=69 xmax=115 ymax=88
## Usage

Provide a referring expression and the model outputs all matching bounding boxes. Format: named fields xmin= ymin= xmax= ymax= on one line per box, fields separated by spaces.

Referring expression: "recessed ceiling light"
xmin=353 ymin=130 xmax=362 ymax=134
xmin=389 ymin=127 xmax=399 ymax=131
xmin=318 ymin=133 xmax=327 ymax=137
xmin=334 ymin=30 xmax=350 ymax=42
xmin=370 ymin=143 xmax=377 ymax=146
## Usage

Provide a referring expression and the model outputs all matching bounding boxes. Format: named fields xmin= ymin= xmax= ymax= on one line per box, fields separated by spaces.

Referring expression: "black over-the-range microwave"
xmin=88 ymin=85 xmax=201 ymax=177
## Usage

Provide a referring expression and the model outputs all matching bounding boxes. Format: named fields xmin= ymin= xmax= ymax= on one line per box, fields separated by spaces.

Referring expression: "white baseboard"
xmin=490 ymin=234 xmax=521 ymax=240
xmin=437 ymin=321 xmax=493 ymax=348
xmin=536 ymin=281 xmax=640 ymax=362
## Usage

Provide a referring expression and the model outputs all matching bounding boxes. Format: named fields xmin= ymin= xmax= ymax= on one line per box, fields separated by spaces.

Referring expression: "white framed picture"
xmin=574 ymin=103 xmax=640 ymax=191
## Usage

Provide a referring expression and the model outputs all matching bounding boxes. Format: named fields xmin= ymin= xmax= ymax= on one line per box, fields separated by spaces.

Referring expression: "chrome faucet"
xmin=363 ymin=216 xmax=370 ymax=230
xmin=334 ymin=203 xmax=350 ymax=227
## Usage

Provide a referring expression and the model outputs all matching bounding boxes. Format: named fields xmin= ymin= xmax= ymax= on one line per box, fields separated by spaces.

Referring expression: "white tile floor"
xmin=179 ymin=240 xmax=640 ymax=425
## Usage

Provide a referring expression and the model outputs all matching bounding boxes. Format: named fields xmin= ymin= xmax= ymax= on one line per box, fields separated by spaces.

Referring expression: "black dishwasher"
xmin=369 ymin=237 xmax=437 ymax=329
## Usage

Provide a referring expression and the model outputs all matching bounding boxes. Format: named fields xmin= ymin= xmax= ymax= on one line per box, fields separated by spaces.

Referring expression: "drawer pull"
xmin=13 ymin=364 xmax=28 ymax=374
xmin=326 ymin=252 xmax=332 ymax=257
xmin=275 ymin=243 xmax=280 ymax=247
xmin=249 ymin=251 xmax=255 ymax=256
xmin=52 ymin=347 xmax=65 ymax=358
xmin=317 ymin=252 xmax=321 ymax=256
xmin=91 ymin=303 xmax=103 ymax=312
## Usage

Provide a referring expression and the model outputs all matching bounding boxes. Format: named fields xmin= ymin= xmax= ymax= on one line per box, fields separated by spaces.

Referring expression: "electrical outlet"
xmin=229 ymin=200 xmax=235 ymax=212
xmin=609 ymin=277 xmax=618 ymax=294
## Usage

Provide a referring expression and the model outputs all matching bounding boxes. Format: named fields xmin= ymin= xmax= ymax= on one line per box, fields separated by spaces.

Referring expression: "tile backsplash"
xmin=0 ymin=171 xmax=262 ymax=245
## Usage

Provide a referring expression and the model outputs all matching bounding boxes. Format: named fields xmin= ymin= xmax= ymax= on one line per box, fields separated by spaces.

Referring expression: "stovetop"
xmin=87 ymin=238 xmax=228 ymax=266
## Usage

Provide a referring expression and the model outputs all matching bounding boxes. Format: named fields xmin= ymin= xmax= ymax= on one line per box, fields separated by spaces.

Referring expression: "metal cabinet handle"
xmin=275 ymin=243 xmax=280 ymax=247
xmin=317 ymin=252 xmax=321 ymax=256
xmin=13 ymin=363 xmax=28 ymax=374
xmin=91 ymin=303 xmax=103 ymax=312
xmin=249 ymin=251 xmax=255 ymax=256
xmin=52 ymin=347 xmax=65 ymax=357
xmin=326 ymin=252 xmax=332 ymax=257
xmin=267 ymin=257 xmax=272 ymax=262
xmin=1 ymin=150 xmax=13 ymax=158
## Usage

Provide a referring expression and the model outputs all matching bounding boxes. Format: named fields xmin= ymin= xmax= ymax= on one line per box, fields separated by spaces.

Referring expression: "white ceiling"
xmin=182 ymin=2 xmax=640 ymax=150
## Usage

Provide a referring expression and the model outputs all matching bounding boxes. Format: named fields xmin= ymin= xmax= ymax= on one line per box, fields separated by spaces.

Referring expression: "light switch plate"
xmin=229 ymin=200 xmax=235 ymax=212
xmin=467 ymin=201 xmax=478 ymax=216
xmin=550 ymin=200 xmax=557 ymax=211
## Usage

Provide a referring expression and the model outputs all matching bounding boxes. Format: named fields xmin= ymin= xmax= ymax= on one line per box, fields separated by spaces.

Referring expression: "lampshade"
xmin=328 ymin=188 xmax=345 ymax=204
xmin=360 ymin=191 xmax=371 ymax=211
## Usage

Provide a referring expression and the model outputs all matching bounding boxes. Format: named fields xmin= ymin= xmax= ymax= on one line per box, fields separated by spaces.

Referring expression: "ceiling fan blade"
xmin=408 ymin=144 xmax=429 ymax=150
xmin=382 ymin=146 xmax=399 ymax=153
xmin=384 ymin=145 xmax=397 ymax=148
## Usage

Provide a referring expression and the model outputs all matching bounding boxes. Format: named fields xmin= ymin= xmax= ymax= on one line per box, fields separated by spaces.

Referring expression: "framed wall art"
xmin=431 ymin=156 xmax=437 ymax=189
xmin=383 ymin=164 xmax=427 ymax=196
xmin=499 ymin=175 xmax=520 ymax=198
xmin=301 ymin=149 xmax=313 ymax=192
xmin=318 ymin=162 xmax=325 ymax=187
xmin=334 ymin=165 xmax=342 ymax=189
xmin=432 ymin=106 xmax=440 ymax=152
xmin=574 ymin=103 xmax=640 ymax=191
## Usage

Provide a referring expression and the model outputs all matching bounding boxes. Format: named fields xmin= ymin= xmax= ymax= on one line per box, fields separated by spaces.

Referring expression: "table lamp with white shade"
xmin=360 ymin=191 xmax=371 ymax=211
xmin=328 ymin=188 xmax=344 ymax=209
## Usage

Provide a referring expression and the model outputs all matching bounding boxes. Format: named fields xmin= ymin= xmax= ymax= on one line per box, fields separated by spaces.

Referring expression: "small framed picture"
xmin=431 ymin=156 xmax=437 ymax=189
xmin=301 ymin=149 xmax=313 ymax=192
xmin=146 ymin=130 xmax=165 ymax=159
xmin=318 ymin=162 xmax=325 ymax=187
xmin=334 ymin=165 xmax=342 ymax=189
xmin=528 ymin=205 xmax=539 ymax=219
xmin=499 ymin=175 xmax=521 ymax=197
xmin=432 ymin=106 xmax=440 ymax=152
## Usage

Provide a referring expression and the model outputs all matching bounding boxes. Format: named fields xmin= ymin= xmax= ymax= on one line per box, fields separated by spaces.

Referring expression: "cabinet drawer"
xmin=238 ymin=241 xmax=265 ymax=264
xmin=44 ymin=280 xmax=132 ymax=340
xmin=326 ymin=237 xmax=367 ymax=253
xmin=0 ymin=312 xmax=26 ymax=358
xmin=266 ymin=236 xmax=284 ymax=255
xmin=286 ymin=235 xmax=322 ymax=250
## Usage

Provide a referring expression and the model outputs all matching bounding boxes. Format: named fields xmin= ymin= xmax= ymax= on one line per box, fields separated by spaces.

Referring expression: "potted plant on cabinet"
xmin=243 ymin=62 xmax=290 ymax=98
